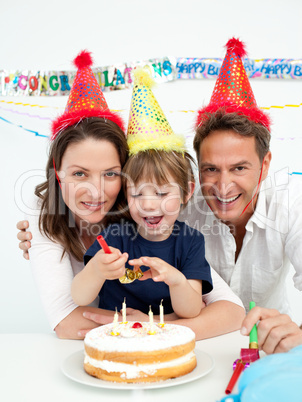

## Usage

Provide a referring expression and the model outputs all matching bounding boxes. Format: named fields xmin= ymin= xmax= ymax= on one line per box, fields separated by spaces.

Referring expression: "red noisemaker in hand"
xmin=97 ymin=235 xmax=111 ymax=254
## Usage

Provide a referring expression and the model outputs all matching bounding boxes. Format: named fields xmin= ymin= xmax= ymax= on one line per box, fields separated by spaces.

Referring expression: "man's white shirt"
xmin=180 ymin=171 xmax=302 ymax=314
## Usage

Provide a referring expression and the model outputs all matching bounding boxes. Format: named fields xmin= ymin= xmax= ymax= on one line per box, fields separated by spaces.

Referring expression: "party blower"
xmin=225 ymin=301 xmax=260 ymax=395
xmin=96 ymin=235 xmax=143 ymax=284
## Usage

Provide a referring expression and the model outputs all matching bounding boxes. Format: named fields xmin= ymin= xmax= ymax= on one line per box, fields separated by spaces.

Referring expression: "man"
xmin=180 ymin=37 xmax=302 ymax=353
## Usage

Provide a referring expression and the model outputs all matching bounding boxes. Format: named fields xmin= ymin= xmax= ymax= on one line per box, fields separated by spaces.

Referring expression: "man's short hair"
xmin=193 ymin=109 xmax=271 ymax=163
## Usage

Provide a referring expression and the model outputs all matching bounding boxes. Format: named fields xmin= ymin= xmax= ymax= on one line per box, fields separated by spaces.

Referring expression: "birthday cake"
xmin=84 ymin=321 xmax=196 ymax=383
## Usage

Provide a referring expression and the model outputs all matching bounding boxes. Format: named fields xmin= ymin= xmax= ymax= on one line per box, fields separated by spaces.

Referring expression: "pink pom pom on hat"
xmin=196 ymin=38 xmax=271 ymax=131
xmin=51 ymin=50 xmax=125 ymax=140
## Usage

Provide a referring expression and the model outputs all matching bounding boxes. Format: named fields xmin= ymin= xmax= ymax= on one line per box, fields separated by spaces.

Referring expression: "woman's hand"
xmin=125 ymin=308 xmax=149 ymax=322
xmin=55 ymin=307 xmax=118 ymax=339
xmin=241 ymin=306 xmax=302 ymax=354
xmin=16 ymin=220 xmax=32 ymax=260
xmin=78 ymin=310 xmax=120 ymax=338
xmin=79 ymin=308 xmax=150 ymax=338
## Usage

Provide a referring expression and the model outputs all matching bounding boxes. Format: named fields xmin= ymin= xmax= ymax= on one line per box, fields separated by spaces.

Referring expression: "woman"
xmin=26 ymin=116 xmax=130 ymax=339
xmin=16 ymin=50 xmax=245 ymax=340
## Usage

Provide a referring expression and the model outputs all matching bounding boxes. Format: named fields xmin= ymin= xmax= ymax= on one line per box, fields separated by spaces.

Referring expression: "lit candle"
xmin=149 ymin=305 xmax=153 ymax=325
xmin=122 ymin=297 xmax=127 ymax=323
xmin=111 ymin=307 xmax=119 ymax=336
xmin=159 ymin=299 xmax=164 ymax=327
xmin=148 ymin=305 xmax=156 ymax=335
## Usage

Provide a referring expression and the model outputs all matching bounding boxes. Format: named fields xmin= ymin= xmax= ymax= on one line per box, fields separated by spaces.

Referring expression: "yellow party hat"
xmin=127 ymin=67 xmax=186 ymax=155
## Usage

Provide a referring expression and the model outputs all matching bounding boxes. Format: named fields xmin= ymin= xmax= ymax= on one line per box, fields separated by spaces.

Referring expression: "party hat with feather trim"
xmin=127 ymin=67 xmax=186 ymax=155
xmin=196 ymin=38 xmax=271 ymax=131
xmin=51 ymin=50 xmax=125 ymax=140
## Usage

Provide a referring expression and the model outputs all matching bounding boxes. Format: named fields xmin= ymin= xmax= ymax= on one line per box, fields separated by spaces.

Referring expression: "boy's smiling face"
xmin=127 ymin=174 xmax=184 ymax=241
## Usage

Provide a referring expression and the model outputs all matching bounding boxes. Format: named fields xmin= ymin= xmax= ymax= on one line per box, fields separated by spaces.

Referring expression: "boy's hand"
xmin=92 ymin=246 xmax=128 ymax=281
xmin=129 ymin=256 xmax=185 ymax=287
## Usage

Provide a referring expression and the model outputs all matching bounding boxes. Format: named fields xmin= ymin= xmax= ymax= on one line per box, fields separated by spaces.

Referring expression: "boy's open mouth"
xmin=143 ymin=216 xmax=163 ymax=227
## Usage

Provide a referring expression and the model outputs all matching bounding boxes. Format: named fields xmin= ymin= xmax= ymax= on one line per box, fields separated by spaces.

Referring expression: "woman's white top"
xmin=26 ymin=197 xmax=243 ymax=330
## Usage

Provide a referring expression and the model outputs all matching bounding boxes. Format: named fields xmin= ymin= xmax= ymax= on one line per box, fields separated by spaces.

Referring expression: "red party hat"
xmin=196 ymin=38 xmax=271 ymax=130
xmin=51 ymin=50 xmax=125 ymax=140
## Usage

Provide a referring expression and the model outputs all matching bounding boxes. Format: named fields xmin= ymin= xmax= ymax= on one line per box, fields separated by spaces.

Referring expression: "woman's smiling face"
xmin=58 ymin=138 xmax=122 ymax=228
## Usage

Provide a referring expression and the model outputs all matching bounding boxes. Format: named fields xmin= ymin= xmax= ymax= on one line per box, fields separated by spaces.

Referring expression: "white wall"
xmin=1 ymin=0 xmax=302 ymax=333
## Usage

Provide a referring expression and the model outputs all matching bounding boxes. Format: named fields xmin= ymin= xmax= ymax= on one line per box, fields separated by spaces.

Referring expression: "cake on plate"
xmin=84 ymin=321 xmax=196 ymax=383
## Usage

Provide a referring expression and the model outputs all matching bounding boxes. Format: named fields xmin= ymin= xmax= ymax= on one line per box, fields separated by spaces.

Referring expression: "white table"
xmin=0 ymin=331 xmax=251 ymax=402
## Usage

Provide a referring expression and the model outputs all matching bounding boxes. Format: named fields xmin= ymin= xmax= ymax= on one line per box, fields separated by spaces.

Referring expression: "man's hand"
xmin=241 ymin=306 xmax=302 ymax=354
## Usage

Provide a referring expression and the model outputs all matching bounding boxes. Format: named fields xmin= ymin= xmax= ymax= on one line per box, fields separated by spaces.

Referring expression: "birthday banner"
xmin=176 ymin=58 xmax=302 ymax=79
xmin=1 ymin=56 xmax=302 ymax=96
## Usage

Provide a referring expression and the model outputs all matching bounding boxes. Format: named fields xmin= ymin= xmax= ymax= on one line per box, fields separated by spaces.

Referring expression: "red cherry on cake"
xmin=132 ymin=322 xmax=143 ymax=328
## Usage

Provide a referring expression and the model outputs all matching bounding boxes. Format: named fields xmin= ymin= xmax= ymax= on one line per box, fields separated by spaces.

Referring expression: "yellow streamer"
xmin=260 ymin=103 xmax=302 ymax=110
xmin=0 ymin=99 xmax=301 ymax=112
xmin=0 ymin=100 xmax=61 ymax=109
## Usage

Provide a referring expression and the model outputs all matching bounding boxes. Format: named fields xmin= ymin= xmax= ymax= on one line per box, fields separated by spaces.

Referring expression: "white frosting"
xmin=84 ymin=321 xmax=195 ymax=352
xmin=84 ymin=351 xmax=195 ymax=379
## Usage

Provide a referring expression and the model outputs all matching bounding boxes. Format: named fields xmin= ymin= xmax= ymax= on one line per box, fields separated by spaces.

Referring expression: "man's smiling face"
xmin=199 ymin=129 xmax=271 ymax=227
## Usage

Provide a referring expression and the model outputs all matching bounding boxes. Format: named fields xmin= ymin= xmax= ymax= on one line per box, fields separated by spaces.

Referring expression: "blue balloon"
xmin=220 ymin=345 xmax=302 ymax=402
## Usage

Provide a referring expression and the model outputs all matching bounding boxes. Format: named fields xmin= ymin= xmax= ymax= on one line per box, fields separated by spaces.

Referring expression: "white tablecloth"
xmin=0 ymin=331 xmax=252 ymax=402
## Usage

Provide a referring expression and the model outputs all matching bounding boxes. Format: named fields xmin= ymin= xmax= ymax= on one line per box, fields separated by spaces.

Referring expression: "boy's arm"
xmin=167 ymin=230 xmax=211 ymax=317
xmin=71 ymin=258 xmax=106 ymax=306
xmin=169 ymin=277 xmax=204 ymax=318
xmin=71 ymin=248 xmax=128 ymax=306
xmin=129 ymin=256 xmax=204 ymax=318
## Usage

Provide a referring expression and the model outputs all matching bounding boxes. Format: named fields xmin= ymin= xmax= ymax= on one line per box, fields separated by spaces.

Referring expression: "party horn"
xmin=240 ymin=301 xmax=260 ymax=362
xmin=225 ymin=301 xmax=260 ymax=394
xmin=225 ymin=360 xmax=245 ymax=395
